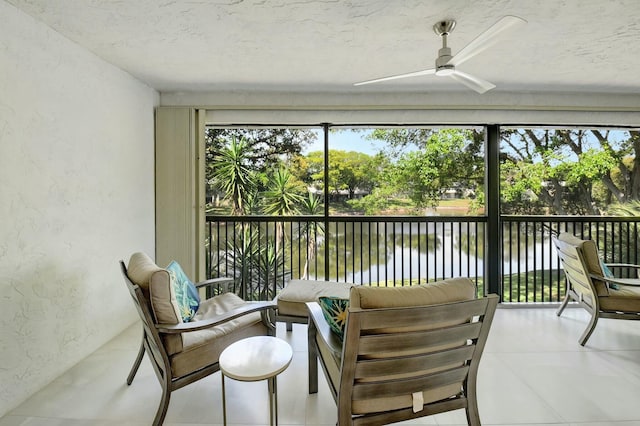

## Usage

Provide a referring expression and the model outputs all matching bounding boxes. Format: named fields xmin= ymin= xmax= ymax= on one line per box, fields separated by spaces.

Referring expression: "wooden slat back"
xmin=552 ymin=236 xmax=596 ymax=297
xmin=355 ymin=345 xmax=476 ymax=379
xmin=356 ymin=297 xmax=490 ymax=331
xmin=337 ymin=294 xmax=498 ymax=419
xmin=357 ymin=322 xmax=482 ymax=355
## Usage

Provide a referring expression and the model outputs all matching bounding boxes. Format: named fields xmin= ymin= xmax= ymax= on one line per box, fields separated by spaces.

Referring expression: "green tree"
xmin=298 ymin=193 xmax=324 ymax=279
xmin=500 ymin=129 xmax=631 ymax=214
xmin=206 ymin=128 xmax=316 ymax=173
xmin=206 ymin=128 xmax=317 ymax=213
xmin=262 ymin=167 xmax=305 ymax=217
xmin=303 ymin=150 xmax=377 ymax=199
xmin=262 ymin=167 xmax=305 ymax=255
xmin=368 ymin=129 xmax=484 ymax=210
xmin=209 ymin=136 xmax=256 ymax=215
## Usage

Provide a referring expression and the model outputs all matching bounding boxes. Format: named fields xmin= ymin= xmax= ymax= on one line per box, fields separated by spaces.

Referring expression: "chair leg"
xmin=465 ymin=375 xmax=481 ymax=426
xmin=579 ymin=310 xmax=599 ymax=346
xmin=465 ymin=401 xmax=481 ymax=426
xmin=308 ymin=321 xmax=318 ymax=394
xmin=153 ymin=383 xmax=171 ymax=426
xmin=127 ymin=334 xmax=146 ymax=385
xmin=556 ymin=291 xmax=571 ymax=317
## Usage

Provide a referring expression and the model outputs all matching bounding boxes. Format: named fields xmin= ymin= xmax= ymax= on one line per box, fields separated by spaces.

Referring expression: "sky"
xmin=302 ymin=128 xmax=379 ymax=156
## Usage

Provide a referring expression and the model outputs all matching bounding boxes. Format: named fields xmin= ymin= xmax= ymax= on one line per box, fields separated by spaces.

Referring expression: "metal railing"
xmin=205 ymin=215 xmax=640 ymax=303
xmin=501 ymin=216 xmax=640 ymax=303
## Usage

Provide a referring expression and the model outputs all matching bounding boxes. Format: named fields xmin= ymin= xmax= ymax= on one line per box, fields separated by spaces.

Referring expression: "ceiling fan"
xmin=354 ymin=15 xmax=527 ymax=94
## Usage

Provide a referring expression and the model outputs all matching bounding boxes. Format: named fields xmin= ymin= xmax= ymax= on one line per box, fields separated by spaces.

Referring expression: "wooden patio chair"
xmin=307 ymin=277 xmax=498 ymax=426
xmin=553 ymin=233 xmax=640 ymax=346
xmin=121 ymin=252 xmax=276 ymax=425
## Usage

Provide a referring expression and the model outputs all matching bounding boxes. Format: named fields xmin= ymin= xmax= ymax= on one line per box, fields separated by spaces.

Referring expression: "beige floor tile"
xmin=2 ymin=308 xmax=640 ymax=425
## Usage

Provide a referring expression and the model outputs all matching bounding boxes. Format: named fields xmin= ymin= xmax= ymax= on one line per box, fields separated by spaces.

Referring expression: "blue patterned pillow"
xmin=318 ymin=296 xmax=349 ymax=340
xmin=599 ymin=258 xmax=614 ymax=278
xmin=166 ymin=261 xmax=200 ymax=322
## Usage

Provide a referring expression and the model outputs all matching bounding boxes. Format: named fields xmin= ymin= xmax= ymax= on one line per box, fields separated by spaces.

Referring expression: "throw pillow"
xmin=166 ymin=261 xmax=200 ymax=322
xmin=318 ymin=296 xmax=349 ymax=340
xmin=599 ymin=258 xmax=614 ymax=278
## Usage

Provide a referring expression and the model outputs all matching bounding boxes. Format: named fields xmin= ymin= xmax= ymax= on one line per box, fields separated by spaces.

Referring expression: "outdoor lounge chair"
xmin=553 ymin=232 xmax=640 ymax=346
xmin=307 ymin=277 xmax=498 ymax=426
xmin=121 ymin=252 xmax=276 ymax=425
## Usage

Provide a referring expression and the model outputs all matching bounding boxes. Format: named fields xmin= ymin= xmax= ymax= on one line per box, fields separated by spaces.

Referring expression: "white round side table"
xmin=219 ymin=335 xmax=293 ymax=426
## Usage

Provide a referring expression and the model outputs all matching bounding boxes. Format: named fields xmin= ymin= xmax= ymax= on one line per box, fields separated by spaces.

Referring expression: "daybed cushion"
xmin=277 ymin=279 xmax=352 ymax=318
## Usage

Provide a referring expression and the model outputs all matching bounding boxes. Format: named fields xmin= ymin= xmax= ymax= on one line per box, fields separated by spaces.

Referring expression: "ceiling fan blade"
xmin=450 ymin=70 xmax=496 ymax=94
xmin=354 ymin=69 xmax=436 ymax=86
xmin=449 ymin=15 xmax=526 ymax=67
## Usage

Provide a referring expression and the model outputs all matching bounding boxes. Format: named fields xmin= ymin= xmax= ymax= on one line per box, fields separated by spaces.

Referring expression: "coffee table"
xmin=219 ymin=336 xmax=293 ymax=426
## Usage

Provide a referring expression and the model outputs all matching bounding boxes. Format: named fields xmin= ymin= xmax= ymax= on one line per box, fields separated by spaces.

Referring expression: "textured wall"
xmin=0 ymin=1 xmax=158 ymax=416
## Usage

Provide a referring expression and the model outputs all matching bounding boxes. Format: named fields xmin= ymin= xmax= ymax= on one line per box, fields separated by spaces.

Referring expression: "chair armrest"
xmin=306 ymin=302 xmax=343 ymax=356
xmin=590 ymin=273 xmax=640 ymax=287
xmin=158 ymin=301 xmax=276 ymax=333
xmin=605 ymin=263 xmax=640 ymax=279
xmin=604 ymin=263 xmax=640 ymax=270
xmin=195 ymin=277 xmax=235 ymax=294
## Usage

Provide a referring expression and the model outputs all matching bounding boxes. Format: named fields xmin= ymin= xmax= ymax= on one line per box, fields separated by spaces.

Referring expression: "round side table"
xmin=219 ymin=336 xmax=293 ymax=426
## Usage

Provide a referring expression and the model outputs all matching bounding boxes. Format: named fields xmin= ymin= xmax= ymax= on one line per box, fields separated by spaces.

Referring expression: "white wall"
xmin=0 ymin=1 xmax=158 ymax=416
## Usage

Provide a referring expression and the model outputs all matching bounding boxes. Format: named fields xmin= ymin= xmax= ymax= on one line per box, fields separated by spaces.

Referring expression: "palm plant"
xmin=262 ymin=167 xmax=305 ymax=253
xmin=262 ymin=167 xmax=305 ymax=216
xmin=299 ymin=193 xmax=324 ymax=279
xmin=224 ymin=226 xmax=289 ymax=300
xmin=209 ymin=136 xmax=255 ymax=215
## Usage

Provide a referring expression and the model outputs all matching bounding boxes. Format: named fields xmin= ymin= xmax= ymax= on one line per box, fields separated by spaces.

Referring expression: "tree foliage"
xmin=500 ymin=129 xmax=638 ymax=214
xmin=303 ymin=149 xmax=377 ymax=198
xmin=366 ymin=128 xmax=484 ymax=209
xmin=208 ymin=136 xmax=256 ymax=215
xmin=206 ymin=128 xmax=314 ymax=214
xmin=206 ymin=126 xmax=640 ymax=217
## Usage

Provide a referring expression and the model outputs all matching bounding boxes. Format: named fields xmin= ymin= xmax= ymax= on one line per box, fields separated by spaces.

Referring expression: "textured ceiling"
xmin=7 ymin=0 xmax=640 ymax=95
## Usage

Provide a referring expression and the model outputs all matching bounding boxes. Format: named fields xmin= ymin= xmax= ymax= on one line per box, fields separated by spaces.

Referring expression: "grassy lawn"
xmin=367 ymin=269 xmax=566 ymax=303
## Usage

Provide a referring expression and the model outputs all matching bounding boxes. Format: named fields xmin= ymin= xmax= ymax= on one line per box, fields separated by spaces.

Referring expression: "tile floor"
xmin=1 ymin=307 xmax=640 ymax=425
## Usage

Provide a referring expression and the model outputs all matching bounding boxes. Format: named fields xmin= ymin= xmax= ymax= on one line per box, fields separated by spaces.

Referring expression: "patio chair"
xmin=307 ymin=277 xmax=498 ymax=426
xmin=553 ymin=233 xmax=640 ymax=346
xmin=121 ymin=252 xmax=276 ymax=425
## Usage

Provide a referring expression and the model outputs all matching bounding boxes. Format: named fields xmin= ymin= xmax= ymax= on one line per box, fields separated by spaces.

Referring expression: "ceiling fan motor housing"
xmin=435 ymin=47 xmax=454 ymax=76
xmin=433 ymin=20 xmax=456 ymax=76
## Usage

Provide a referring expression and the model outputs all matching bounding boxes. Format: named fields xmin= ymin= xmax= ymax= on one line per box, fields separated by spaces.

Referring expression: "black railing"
xmin=206 ymin=215 xmax=640 ymax=303
xmin=500 ymin=216 xmax=640 ymax=303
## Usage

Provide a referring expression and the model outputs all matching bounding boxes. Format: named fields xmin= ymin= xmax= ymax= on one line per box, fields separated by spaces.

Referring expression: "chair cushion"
xmin=170 ymin=293 xmax=266 ymax=377
xmin=166 ymin=260 xmax=200 ymax=322
xmin=127 ymin=252 xmax=162 ymax=300
xmin=600 ymin=283 xmax=640 ymax=312
xmin=350 ymin=277 xmax=477 ymax=309
xmin=558 ymin=233 xmax=609 ymax=296
xmin=318 ymin=296 xmax=349 ymax=340
xmin=277 ymin=279 xmax=352 ymax=317
xmin=149 ymin=269 xmax=184 ymax=354
xmin=126 ymin=253 xmax=183 ymax=354
xmin=149 ymin=269 xmax=183 ymax=325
